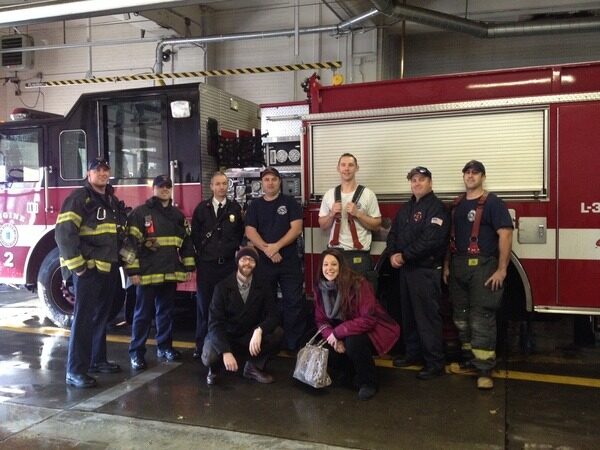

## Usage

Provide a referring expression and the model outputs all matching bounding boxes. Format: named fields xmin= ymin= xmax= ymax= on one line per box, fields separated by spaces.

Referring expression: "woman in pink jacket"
xmin=314 ymin=248 xmax=400 ymax=400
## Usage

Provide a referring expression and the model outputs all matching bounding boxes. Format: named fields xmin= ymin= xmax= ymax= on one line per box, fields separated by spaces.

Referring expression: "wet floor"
xmin=0 ymin=287 xmax=599 ymax=449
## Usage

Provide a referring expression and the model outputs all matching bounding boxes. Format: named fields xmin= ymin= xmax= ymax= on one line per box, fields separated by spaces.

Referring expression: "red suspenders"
xmin=450 ymin=192 xmax=488 ymax=255
xmin=329 ymin=185 xmax=365 ymax=250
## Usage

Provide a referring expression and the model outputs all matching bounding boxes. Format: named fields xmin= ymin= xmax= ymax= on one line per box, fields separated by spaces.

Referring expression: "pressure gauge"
xmin=276 ymin=149 xmax=288 ymax=163
xmin=288 ymin=149 xmax=300 ymax=163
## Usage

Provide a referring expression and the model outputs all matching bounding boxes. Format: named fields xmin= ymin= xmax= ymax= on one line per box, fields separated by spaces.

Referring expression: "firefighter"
xmin=443 ymin=160 xmax=514 ymax=390
xmin=56 ymin=158 xmax=129 ymax=388
xmin=318 ymin=153 xmax=382 ymax=276
xmin=245 ymin=167 xmax=307 ymax=351
xmin=125 ymin=175 xmax=195 ymax=371
xmin=191 ymin=171 xmax=244 ymax=359
xmin=385 ymin=166 xmax=449 ymax=380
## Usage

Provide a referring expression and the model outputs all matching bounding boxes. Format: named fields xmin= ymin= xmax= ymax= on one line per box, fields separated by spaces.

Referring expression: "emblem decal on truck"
xmin=0 ymin=223 xmax=18 ymax=248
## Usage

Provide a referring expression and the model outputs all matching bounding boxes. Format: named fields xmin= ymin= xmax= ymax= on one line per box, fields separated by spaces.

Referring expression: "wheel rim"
xmin=50 ymin=265 xmax=75 ymax=315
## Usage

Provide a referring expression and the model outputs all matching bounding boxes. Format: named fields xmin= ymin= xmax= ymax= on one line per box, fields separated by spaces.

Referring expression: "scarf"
xmin=319 ymin=279 xmax=343 ymax=320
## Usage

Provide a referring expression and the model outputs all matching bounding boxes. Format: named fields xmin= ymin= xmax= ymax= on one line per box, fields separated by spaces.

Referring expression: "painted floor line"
xmin=72 ymin=362 xmax=182 ymax=411
xmin=2 ymin=324 xmax=599 ymax=389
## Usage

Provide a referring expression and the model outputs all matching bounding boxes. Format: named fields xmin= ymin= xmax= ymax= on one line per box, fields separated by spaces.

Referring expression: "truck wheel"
xmin=37 ymin=248 xmax=126 ymax=329
xmin=37 ymin=247 xmax=74 ymax=328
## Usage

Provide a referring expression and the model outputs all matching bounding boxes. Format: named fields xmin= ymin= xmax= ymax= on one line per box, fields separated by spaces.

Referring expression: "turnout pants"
xmin=449 ymin=255 xmax=504 ymax=372
xmin=129 ymin=282 xmax=177 ymax=358
xmin=398 ymin=265 xmax=445 ymax=371
xmin=67 ymin=266 xmax=119 ymax=375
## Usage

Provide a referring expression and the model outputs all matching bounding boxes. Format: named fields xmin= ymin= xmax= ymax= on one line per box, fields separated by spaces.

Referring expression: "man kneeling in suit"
xmin=202 ymin=246 xmax=284 ymax=385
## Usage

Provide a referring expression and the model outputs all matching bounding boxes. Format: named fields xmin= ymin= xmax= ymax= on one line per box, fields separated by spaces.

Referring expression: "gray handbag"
xmin=293 ymin=326 xmax=332 ymax=389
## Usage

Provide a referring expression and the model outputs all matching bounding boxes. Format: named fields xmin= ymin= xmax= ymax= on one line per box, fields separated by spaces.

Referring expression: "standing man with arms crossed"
xmin=319 ymin=153 xmax=382 ymax=276
xmin=56 ymin=158 xmax=128 ymax=388
xmin=245 ymin=167 xmax=306 ymax=351
xmin=385 ymin=167 xmax=449 ymax=380
xmin=125 ymin=175 xmax=196 ymax=370
xmin=444 ymin=160 xmax=513 ymax=390
xmin=191 ymin=171 xmax=244 ymax=359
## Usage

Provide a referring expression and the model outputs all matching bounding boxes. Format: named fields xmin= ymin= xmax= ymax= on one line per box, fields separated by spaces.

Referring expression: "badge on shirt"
xmin=431 ymin=217 xmax=444 ymax=226
xmin=467 ymin=209 xmax=476 ymax=222
xmin=413 ymin=211 xmax=423 ymax=222
xmin=468 ymin=258 xmax=479 ymax=266
xmin=277 ymin=206 xmax=288 ymax=215
xmin=229 ymin=214 xmax=236 ymax=223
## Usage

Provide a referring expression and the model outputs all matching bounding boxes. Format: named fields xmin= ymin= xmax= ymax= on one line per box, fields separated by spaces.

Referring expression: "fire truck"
xmin=0 ymin=83 xmax=260 ymax=327
xmin=300 ymin=61 xmax=600 ymax=338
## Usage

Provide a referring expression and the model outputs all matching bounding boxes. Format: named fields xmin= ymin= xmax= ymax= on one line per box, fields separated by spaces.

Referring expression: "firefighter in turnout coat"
xmin=125 ymin=175 xmax=195 ymax=370
xmin=56 ymin=158 xmax=129 ymax=388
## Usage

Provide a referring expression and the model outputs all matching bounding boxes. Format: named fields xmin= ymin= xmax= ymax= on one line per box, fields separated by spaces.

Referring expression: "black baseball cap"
xmin=152 ymin=175 xmax=173 ymax=188
xmin=88 ymin=158 xmax=110 ymax=171
xmin=260 ymin=167 xmax=281 ymax=179
xmin=406 ymin=166 xmax=432 ymax=180
xmin=462 ymin=160 xmax=486 ymax=175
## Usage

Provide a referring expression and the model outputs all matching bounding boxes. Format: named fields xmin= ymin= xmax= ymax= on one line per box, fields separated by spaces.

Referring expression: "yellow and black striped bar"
xmin=25 ymin=61 xmax=342 ymax=88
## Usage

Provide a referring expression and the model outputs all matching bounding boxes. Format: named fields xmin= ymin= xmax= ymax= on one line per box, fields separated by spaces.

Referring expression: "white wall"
xmin=5 ymin=2 xmax=600 ymax=120
xmin=205 ymin=1 xmax=377 ymax=104
xmin=0 ymin=16 xmax=206 ymax=120
xmin=0 ymin=2 xmax=378 ymax=119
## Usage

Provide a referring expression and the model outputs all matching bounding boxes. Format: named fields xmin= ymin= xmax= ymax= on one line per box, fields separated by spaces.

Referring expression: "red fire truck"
xmin=0 ymin=83 xmax=260 ymax=327
xmin=301 ymin=61 xmax=600 ymax=337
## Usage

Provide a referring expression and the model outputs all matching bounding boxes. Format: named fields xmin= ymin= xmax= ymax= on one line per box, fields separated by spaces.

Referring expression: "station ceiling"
xmin=1 ymin=1 xmax=599 ymax=38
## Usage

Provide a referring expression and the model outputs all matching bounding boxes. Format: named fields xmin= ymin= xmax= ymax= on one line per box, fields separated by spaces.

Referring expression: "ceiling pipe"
xmin=369 ymin=0 xmax=600 ymax=38
xmin=154 ymin=8 xmax=380 ymax=73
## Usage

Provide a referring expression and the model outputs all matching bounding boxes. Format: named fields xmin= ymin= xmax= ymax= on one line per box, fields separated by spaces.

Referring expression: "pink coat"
xmin=314 ymin=279 xmax=401 ymax=356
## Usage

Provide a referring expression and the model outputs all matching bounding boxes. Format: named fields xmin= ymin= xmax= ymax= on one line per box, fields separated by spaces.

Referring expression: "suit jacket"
xmin=207 ymin=272 xmax=280 ymax=354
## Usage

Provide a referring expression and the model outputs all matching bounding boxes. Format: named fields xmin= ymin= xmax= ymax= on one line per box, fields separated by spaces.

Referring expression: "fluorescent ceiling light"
xmin=0 ymin=0 xmax=210 ymax=27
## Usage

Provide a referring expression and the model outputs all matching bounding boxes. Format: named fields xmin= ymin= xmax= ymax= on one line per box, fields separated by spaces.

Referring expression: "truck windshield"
xmin=103 ymin=98 xmax=166 ymax=181
xmin=0 ymin=130 xmax=40 ymax=183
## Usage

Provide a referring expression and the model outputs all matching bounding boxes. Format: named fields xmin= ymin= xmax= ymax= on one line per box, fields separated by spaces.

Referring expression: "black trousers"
xmin=398 ymin=265 xmax=445 ymax=371
xmin=254 ymin=258 xmax=306 ymax=351
xmin=129 ymin=282 xmax=177 ymax=357
xmin=195 ymin=259 xmax=236 ymax=349
xmin=202 ymin=326 xmax=284 ymax=371
xmin=67 ymin=266 xmax=119 ymax=375
xmin=328 ymin=333 xmax=377 ymax=388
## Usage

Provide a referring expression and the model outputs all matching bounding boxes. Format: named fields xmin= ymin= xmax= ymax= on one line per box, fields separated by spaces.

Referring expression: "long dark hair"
xmin=317 ymin=248 xmax=363 ymax=318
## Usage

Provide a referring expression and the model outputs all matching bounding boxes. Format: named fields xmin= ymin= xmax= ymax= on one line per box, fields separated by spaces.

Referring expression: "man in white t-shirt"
xmin=318 ymin=153 xmax=382 ymax=275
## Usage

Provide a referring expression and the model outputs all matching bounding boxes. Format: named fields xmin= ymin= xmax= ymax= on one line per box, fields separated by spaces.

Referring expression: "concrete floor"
xmin=0 ymin=288 xmax=599 ymax=449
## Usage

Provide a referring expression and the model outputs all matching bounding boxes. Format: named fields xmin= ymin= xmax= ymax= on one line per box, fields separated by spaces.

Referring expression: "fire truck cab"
xmin=0 ymin=83 xmax=260 ymax=327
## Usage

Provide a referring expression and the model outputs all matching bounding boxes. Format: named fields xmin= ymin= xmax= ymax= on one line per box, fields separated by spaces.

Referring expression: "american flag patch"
xmin=431 ymin=217 xmax=444 ymax=226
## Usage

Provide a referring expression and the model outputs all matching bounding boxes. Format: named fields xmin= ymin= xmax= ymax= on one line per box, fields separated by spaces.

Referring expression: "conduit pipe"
xmin=154 ymin=8 xmax=380 ymax=73
xmin=369 ymin=0 xmax=600 ymax=38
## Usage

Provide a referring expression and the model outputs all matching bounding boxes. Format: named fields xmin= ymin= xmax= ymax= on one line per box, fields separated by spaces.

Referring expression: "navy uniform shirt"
xmin=453 ymin=193 xmax=513 ymax=257
xmin=245 ymin=193 xmax=303 ymax=262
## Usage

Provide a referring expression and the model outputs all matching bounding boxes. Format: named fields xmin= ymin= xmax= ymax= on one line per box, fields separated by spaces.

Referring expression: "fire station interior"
xmin=1 ymin=1 xmax=599 ymax=449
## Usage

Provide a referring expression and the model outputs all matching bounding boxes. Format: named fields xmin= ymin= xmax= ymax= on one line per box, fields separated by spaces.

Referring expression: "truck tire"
xmin=38 ymin=248 xmax=74 ymax=328
xmin=37 ymin=248 xmax=125 ymax=329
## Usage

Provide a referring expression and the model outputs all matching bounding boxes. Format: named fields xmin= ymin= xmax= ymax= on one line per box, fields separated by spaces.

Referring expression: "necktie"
xmin=217 ymin=202 xmax=223 ymax=217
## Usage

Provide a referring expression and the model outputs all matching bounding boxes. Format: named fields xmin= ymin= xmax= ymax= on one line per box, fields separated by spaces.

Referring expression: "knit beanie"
xmin=236 ymin=246 xmax=259 ymax=265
